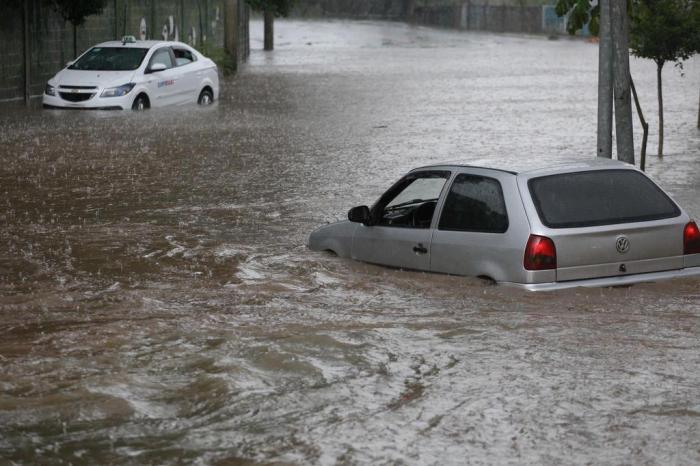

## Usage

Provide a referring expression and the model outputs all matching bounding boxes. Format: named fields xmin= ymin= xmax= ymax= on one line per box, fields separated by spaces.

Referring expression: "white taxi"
xmin=43 ymin=36 xmax=219 ymax=110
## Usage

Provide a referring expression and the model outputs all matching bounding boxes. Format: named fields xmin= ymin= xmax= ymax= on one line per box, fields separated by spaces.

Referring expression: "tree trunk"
xmin=263 ymin=10 xmax=274 ymax=51
xmin=611 ymin=0 xmax=634 ymax=164
xmin=657 ymin=61 xmax=664 ymax=157
xmin=630 ymin=76 xmax=648 ymax=171
xmin=224 ymin=0 xmax=238 ymax=72
xmin=597 ymin=0 xmax=613 ymax=159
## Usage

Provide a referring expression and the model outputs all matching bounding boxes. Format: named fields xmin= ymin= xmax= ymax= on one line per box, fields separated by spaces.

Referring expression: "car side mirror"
xmin=348 ymin=205 xmax=371 ymax=225
xmin=147 ymin=63 xmax=167 ymax=74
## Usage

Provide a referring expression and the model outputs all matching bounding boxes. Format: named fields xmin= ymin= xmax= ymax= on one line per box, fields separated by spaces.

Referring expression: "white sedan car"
xmin=43 ymin=37 xmax=219 ymax=110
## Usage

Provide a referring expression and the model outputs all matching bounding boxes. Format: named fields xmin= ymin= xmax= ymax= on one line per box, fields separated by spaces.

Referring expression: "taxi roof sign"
xmin=121 ymin=35 xmax=137 ymax=45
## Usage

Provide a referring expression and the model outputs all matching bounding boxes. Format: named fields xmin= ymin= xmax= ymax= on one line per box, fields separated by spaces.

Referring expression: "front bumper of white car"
xmin=42 ymin=87 xmax=134 ymax=110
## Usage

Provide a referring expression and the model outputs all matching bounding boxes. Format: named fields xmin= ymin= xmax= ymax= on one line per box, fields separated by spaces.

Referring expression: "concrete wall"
xmin=0 ymin=0 xmax=250 ymax=103
xmin=291 ymin=0 xmax=409 ymax=20
xmin=292 ymin=0 xmax=576 ymax=36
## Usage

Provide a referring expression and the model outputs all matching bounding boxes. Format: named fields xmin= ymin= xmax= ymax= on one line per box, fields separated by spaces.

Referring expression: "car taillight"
xmin=524 ymin=234 xmax=557 ymax=270
xmin=684 ymin=221 xmax=700 ymax=255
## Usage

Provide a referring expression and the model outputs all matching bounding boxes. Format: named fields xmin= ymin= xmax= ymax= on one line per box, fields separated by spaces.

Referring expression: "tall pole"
xmin=611 ymin=0 xmax=634 ymax=164
xmin=597 ymin=0 xmax=613 ymax=158
xmin=150 ymin=0 xmax=156 ymax=40
xmin=224 ymin=0 xmax=238 ymax=71
xmin=23 ymin=0 xmax=31 ymax=107
xmin=263 ymin=10 xmax=273 ymax=51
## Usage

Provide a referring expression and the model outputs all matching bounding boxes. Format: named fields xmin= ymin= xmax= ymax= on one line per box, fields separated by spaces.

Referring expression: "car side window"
xmin=438 ymin=174 xmax=508 ymax=233
xmin=173 ymin=48 xmax=196 ymax=66
xmin=373 ymin=171 xmax=450 ymax=229
xmin=149 ymin=47 xmax=175 ymax=70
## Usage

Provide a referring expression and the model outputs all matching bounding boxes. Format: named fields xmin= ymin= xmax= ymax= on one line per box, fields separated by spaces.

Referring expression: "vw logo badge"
xmin=616 ymin=236 xmax=630 ymax=254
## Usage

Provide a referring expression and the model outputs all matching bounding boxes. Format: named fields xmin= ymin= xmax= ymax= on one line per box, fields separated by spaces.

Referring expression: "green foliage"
xmin=49 ymin=0 xmax=108 ymax=26
xmin=198 ymin=44 xmax=236 ymax=76
xmin=687 ymin=0 xmax=700 ymax=53
xmin=246 ymin=0 xmax=294 ymax=17
xmin=555 ymin=0 xmax=599 ymax=35
xmin=6 ymin=0 xmax=30 ymax=10
xmin=630 ymin=0 xmax=698 ymax=66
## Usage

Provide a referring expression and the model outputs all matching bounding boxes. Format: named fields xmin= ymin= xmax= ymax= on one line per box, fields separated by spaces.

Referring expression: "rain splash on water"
xmin=1 ymin=19 xmax=700 ymax=465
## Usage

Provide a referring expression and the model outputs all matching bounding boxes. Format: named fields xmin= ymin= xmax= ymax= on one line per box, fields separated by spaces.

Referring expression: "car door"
xmin=144 ymin=47 xmax=185 ymax=107
xmin=172 ymin=47 xmax=199 ymax=103
xmin=430 ymin=172 xmax=516 ymax=281
xmin=351 ymin=170 xmax=451 ymax=271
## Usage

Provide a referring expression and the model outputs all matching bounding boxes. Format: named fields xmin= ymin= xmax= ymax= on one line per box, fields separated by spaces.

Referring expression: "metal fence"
xmin=0 ymin=0 xmax=250 ymax=104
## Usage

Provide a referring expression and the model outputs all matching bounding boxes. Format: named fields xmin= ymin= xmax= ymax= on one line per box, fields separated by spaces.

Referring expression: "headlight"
xmin=45 ymin=84 xmax=56 ymax=96
xmin=101 ymin=83 xmax=136 ymax=98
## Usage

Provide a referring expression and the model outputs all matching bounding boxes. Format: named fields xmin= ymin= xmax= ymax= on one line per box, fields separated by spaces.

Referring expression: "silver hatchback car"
xmin=308 ymin=159 xmax=700 ymax=290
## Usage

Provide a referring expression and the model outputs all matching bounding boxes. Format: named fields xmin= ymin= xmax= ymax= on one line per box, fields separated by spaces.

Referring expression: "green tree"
xmin=555 ymin=0 xmax=600 ymax=35
xmin=630 ymin=0 xmax=697 ymax=156
xmin=49 ymin=0 xmax=108 ymax=57
xmin=691 ymin=1 xmax=700 ymax=128
xmin=246 ymin=0 xmax=294 ymax=50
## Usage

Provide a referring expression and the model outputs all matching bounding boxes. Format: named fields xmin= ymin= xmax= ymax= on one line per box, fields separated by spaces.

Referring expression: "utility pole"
xmin=224 ymin=0 xmax=239 ymax=71
xmin=263 ymin=10 xmax=274 ymax=50
xmin=23 ymin=0 xmax=31 ymax=107
xmin=597 ymin=0 xmax=613 ymax=158
xmin=611 ymin=0 xmax=634 ymax=164
xmin=150 ymin=0 xmax=156 ymax=40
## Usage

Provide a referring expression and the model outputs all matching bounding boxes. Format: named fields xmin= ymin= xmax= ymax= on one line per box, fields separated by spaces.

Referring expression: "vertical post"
xmin=114 ymin=0 xmax=118 ymax=39
xmin=204 ymin=0 xmax=209 ymax=43
xmin=263 ymin=10 xmax=273 ymax=51
xmin=611 ymin=0 xmax=634 ymax=164
xmin=123 ymin=0 xmax=128 ymax=37
xmin=244 ymin=3 xmax=250 ymax=59
xmin=697 ymin=86 xmax=699 ymax=129
xmin=224 ymin=0 xmax=238 ymax=70
xmin=23 ymin=0 xmax=31 ymax=107
xmin=150 ymin=0 xmax=156 ymax=40
xmin=180 ymin=0 xmax=185 ymax=43
xmin=597 ymin=0 xmax=613 ymax=158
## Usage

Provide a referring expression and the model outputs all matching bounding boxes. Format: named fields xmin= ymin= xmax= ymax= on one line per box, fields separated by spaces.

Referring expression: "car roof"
xmin=413 ymin=158 xmax=635 ymax=176
xmin=93 ymin=40 xmax=191 ymax=49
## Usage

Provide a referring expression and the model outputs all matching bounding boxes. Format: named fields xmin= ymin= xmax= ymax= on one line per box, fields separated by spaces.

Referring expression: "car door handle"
xmin=413 ymin=243 xmax=428 ymax=254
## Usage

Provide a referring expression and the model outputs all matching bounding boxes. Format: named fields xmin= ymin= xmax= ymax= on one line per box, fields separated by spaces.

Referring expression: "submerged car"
xmin=308 ymin=159 xmax=700 ymax=291
xmin=43 ymin=36 xmax=219 ymax=110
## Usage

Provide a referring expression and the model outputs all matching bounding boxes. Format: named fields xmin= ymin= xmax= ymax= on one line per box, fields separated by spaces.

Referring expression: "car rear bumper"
xmin=42 ymin=93 xmax=129 ymax=110
xmin=504 ymin=266 xmax=700 ymax=291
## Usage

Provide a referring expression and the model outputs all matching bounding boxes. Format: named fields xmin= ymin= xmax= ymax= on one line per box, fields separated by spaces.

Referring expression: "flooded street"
xmin=2 ymin=19 xmax=700 ymax=464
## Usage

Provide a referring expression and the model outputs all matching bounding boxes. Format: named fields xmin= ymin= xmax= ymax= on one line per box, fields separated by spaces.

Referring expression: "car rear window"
xmin=528 ymin=169 xmax=681 ymax=228
xmin=69 ymin=47 xmax=149 ymax=71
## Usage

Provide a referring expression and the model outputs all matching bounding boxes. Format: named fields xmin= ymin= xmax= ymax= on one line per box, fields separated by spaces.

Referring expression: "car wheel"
xmin=132 ymin=94 xmax=149 ymax=111
xmin=198 ymin=89 xmax=213 ymax=105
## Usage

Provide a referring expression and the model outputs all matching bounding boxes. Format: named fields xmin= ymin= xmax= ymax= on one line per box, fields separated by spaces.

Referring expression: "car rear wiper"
xmin=385 ymin=198 xmax=438 ymax=211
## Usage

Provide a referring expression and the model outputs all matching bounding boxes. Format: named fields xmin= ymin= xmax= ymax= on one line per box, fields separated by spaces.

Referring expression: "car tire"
xmin=198 ymin=88 xmax=214 ymax=105
xmin=132 ymin=94 xmax=149 ymax=111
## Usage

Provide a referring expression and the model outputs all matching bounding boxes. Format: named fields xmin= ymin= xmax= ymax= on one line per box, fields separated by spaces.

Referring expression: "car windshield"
xmin=528 ymin=169 xmax=681 ymax=228
xmin=69 ymin=47 xmax=148 ymax=71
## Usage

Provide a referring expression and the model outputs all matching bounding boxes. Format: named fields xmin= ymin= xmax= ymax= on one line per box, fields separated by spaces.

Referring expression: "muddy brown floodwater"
xmin=1 ymin=19 xmax=700 ymax=465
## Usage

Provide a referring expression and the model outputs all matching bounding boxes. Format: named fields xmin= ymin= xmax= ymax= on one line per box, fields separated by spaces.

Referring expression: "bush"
xmin=197 ymin=44 xmax=236 ymax=77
